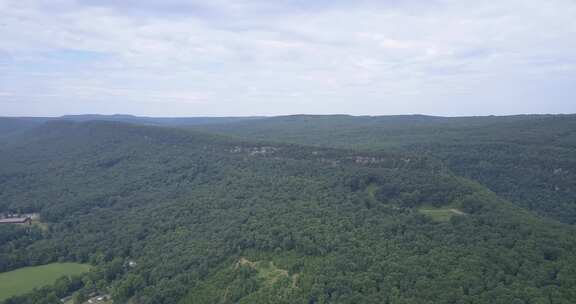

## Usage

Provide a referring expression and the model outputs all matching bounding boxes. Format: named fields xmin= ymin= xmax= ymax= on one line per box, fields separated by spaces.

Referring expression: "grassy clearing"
xmin=418 ymin=208 xmax=465 ymax=222
xmin=366 ymin=183 xmax=379 ymax=201
xmin=0 ymin=263 xmax=91 ymax=301
xmin=184 ymin=256 xmax=299 ymax=303
xmin=253 ymin=261 xmax=290 ymax=285
xmin=238 ymin=257 xmax=291 ymax=286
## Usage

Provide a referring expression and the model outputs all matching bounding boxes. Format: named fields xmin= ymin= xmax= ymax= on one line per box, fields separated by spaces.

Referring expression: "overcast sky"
xmin=1 ymin=0 xmax=575 ymax=117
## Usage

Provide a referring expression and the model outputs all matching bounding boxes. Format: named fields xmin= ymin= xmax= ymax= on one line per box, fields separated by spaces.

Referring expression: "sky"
xmin=1 ymin=0 xmax=575 ymax=117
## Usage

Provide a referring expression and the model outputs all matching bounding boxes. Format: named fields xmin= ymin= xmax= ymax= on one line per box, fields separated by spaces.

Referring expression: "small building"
xmin=0 ymin=217 xmax=32 ymax=225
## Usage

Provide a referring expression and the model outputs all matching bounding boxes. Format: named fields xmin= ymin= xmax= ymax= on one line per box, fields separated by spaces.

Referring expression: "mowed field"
xmin=0 ymin=263 xmax=91 ymax=301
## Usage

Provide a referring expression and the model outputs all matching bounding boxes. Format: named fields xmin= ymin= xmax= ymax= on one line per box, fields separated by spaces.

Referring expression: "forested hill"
xmin=0 ymin=115 xmax=260 ymax=144
xmin=192 ymin=114 xmax=576 ymax=149
xmin=0 ymin=118 xmax=50 ymax=141
xmin=192 ymin=114 xmax=576 ymax=224
xmin=1 ymin=120 xmax=576 ymax=303
xmin=58 ymin=114 xmax=264 ymax=126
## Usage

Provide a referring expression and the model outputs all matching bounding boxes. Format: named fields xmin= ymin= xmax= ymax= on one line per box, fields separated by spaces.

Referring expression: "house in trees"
xmin=0 ymin=217 xmax=32 ymax=225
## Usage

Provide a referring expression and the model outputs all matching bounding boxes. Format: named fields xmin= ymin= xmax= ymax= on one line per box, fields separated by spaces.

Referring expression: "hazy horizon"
xmin=2 ymin=0 xmax=576 ymax=117
xmin=2 ymin=112 xmax=576 ymax=119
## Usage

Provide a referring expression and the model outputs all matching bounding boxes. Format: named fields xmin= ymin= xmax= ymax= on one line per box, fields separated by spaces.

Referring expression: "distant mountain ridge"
xmin=0 ymin=114 xmax=264 ymax=141
xmin=59 ymin=114 xmax=265 ymax=126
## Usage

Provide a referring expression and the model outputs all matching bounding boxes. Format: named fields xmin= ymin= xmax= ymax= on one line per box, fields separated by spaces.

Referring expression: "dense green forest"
xmin=193 ymin=114 xmax=576 ymax=224
xmin=1 ymin=116 xmax=576 ymax=303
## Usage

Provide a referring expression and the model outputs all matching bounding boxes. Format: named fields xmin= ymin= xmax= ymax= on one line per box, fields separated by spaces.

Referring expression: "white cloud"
xmin=0 ymin=0 xmax=575 ymax=116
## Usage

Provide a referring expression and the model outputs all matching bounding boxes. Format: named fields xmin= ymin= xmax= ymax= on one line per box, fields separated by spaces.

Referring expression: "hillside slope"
xmin=193 ymin=114 xmax=576 ymax=224
xmin=0 ymin=118 xmax=50 ymax=142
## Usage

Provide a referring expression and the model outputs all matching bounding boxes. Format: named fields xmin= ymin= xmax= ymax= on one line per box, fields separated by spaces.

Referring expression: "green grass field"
xmin=0 ymin=263 xmax=91 ymax=301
